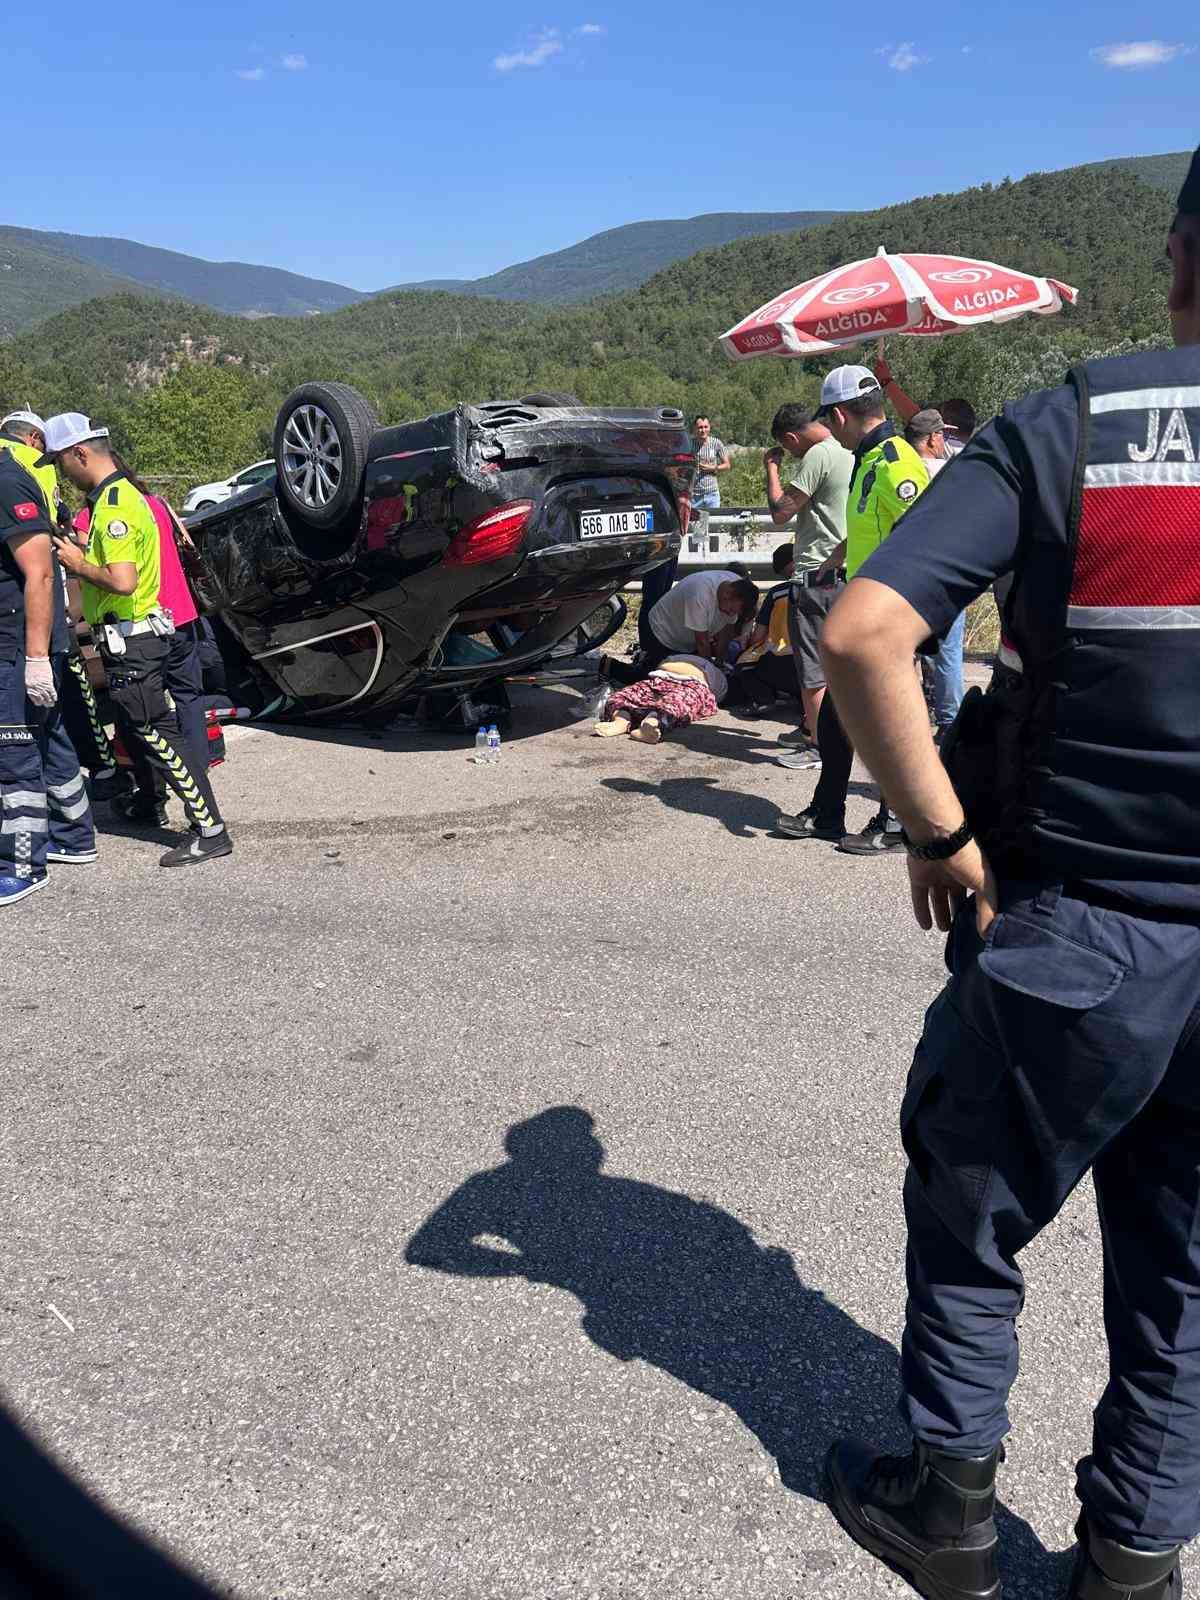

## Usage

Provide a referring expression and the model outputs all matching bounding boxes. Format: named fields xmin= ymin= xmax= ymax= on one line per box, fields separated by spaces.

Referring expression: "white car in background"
xmin=182 ymin=459 xmax=275 ymax=514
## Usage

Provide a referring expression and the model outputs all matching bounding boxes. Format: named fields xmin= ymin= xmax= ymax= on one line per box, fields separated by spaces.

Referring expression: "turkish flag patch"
xmin=12 ymin=502 xmax=39 ymax=521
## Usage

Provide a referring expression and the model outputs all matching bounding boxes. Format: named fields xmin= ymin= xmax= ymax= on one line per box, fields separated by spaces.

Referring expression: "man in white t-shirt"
xmin=641 ymin=569 xmax=759 ymax=667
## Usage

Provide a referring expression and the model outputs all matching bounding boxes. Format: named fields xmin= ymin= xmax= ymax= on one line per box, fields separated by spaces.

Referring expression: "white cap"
xmin=813 ymin=364 xmax=883 ymax=419
xmin=36 ymin=412 xmax=110 ymax=465
xmin=1 ymin=409 xmax=46 ymax=435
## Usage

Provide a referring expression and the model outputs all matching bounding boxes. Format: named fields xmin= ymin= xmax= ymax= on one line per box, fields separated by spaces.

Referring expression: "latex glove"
xmin=25 ymin=655 xmax=57 ymax=708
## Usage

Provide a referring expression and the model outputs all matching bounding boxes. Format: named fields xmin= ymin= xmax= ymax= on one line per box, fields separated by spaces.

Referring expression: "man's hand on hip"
xmin=908 ymin=842 xmax=998 ymax=936
xmin=24 ymin=655 xmax=57 ymax=709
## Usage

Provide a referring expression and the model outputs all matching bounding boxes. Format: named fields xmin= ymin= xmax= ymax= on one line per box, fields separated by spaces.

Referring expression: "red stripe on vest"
xmin=1073 ymin=485 xmax=1200 ymax=606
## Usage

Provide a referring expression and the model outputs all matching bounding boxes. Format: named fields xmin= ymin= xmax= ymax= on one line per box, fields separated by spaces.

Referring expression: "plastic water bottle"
xmin=474 ymin=725 xmax=489 ymax=764
xmin=487 ymin=724 xmax=501 ymax=764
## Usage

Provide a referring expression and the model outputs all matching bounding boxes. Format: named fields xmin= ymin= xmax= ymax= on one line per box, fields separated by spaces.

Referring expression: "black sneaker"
xmin=159 ymin=829 xmax=234 ymax=869
xmin=839 ymin=813 xmax=907 ymax=855
xmin=775 ymin=807 xmax=842 ymax=840
xmin=113 ymin=793 xmax=168 ymax=829
xmin=825 ymin=1438 xmax=1002 ymax=1600
xmin=1068 ymin=1515 xmax=1182 ymax=1599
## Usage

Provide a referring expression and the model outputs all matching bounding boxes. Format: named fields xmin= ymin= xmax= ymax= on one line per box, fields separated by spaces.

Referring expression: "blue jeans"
xmin=932 ymin=610 xmax=965 ymax=730
xmin=902 ymin=886 xmax=1200 ymax=1550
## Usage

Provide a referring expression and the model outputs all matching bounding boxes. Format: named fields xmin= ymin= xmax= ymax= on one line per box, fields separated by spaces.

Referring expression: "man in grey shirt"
xmin=763 ymin=404 xmax=854 ymax=765
xmin=693 ymin=415 xmax=731 ymax=512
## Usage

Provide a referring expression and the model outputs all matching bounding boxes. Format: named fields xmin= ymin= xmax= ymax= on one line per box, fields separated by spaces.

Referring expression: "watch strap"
xmin=902 ymin=819 xmax=974 ymax=861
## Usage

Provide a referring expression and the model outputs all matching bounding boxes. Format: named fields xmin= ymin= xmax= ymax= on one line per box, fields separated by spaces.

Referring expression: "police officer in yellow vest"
xmin=0 ymin=410 xmax=62 ymax=523
xmin=777 ymin=364 xmax=928 ymax=853
xmin=40 ymin=414 xmax=232 ymax=869
xmin=0 ymin=409 xmax=124 ymax=787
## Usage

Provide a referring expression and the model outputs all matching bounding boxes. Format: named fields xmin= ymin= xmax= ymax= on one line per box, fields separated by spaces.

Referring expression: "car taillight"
xmin=444 ymin=500 xmax=534 ymax=566
xmin=677 ymin=491 xmax=691 ymax=538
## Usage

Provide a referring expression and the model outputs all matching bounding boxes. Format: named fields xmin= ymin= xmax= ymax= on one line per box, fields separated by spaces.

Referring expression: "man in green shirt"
xmin=777 ymin=366 xmax=928 ymax=854
xmin=763 ymin=404 xmax=853 ymax=767
xmin=40 ymin=414 xmax=232 ymax=870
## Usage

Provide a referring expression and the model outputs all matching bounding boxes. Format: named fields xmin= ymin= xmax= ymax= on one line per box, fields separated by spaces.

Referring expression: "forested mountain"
xmin=1 ymin=161 xmax=1176 ymax=486
xmin=0 ymin=225 xmax=369 ymax=328
xmin=0 ymin=234 xmax=157 ymax=341
xmin=395 ymin=210 xmax=846 ymax=303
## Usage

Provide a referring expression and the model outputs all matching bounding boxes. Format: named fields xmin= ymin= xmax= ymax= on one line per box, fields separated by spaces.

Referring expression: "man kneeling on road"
xmin=41 ymin=415 xmax=232 ymax=870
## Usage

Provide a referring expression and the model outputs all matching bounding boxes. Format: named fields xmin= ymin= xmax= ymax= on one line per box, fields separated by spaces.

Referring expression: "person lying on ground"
xmin=604 ymin=571 xmax=759 ymax=685
xmin=594 ymin=653 xmax=727 ymax=744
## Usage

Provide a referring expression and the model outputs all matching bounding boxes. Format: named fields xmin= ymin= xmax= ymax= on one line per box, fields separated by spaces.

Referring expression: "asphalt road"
xmin=0 ymin=678 xmax=1164 ymax=1598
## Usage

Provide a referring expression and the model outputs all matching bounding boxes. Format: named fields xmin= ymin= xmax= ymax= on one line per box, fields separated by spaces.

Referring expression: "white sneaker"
xmin=46 ymin=848 xmax=98 ymax=865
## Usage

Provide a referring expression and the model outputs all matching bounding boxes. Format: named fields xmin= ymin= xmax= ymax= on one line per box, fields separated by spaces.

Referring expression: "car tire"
xmin=273 ymin=381 xmax=379 ymax=531
xmin=192 ymin=500 xmax=216 ymax=511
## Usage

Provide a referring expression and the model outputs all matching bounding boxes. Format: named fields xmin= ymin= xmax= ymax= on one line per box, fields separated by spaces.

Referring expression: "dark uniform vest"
xmin=986 ymin=348 xmax=1200 ymax=901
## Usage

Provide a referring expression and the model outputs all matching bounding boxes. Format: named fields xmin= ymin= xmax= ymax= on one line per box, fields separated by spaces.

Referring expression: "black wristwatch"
xmin=901 ymin=819 xmax=974 ymax=860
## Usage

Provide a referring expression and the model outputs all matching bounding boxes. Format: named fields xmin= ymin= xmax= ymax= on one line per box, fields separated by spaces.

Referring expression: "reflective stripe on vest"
xmin=1011 ymin=352 xmax=1200 ymax=891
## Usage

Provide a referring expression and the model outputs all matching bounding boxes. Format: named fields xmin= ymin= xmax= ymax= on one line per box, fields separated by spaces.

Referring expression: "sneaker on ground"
xmin=839 ymin=814 xmax=906 ymax=855
xmin=45 ymin=848 xmax=98 ymax=865
xmin=159 ymin=829 xmax=234 ymax=869
xmin=775 ymin=808 xmax=843 ymax=841
xmin=113 ymin=794 xmax=169 ymax=828
xmin=776 ymin=728 xmax=816 ymax=748
xmin=775 ymin=748 xmax=822 ymax=770
xmin=0 ymin=873 xmax=48 ymax=906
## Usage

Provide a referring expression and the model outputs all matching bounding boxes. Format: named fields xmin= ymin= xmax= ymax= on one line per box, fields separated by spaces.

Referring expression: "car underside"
xmin=185 ymin=384 xmax=693 ymax=722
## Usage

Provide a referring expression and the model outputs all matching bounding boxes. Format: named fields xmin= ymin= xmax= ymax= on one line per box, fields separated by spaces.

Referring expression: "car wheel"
xmin=193 ymin=500 xmax=216 ymax=510
xmin=273 ymin=381 xmax=379 ymax=531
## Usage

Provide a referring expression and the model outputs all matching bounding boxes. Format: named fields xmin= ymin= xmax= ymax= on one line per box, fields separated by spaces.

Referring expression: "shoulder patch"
xmin=12 ymin=501 xmax=40 ymax=522
xmin=882 ymin=440 xmax=900 ymax=462
xmin=896 ymin=479 xmax=920 ymax=502
xmin=107 ymin=486 xmax=120 ymax=506
xmin=106 ymin=519 xmax=129 ymax=538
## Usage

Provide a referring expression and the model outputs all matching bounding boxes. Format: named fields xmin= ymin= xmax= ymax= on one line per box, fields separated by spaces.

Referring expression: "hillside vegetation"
xmin=1 ymin=162 xmax=1176 ymax=487
xmin=396 ymin=209 xmax=845 ymax=302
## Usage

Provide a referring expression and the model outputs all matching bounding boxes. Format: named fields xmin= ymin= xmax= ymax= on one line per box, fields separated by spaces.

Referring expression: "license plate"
xmin=578 ymin=506 xmax=654 ymax=539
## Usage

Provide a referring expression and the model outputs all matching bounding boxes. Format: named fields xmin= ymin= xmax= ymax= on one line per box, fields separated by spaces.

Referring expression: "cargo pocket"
xmin=107 ymin=660 xmax=171 ymax=728
xmin=979 ymin=910 xmax=1126 ymax=1010
xmin=901 ymin=985 xmax=1009 ymax=1244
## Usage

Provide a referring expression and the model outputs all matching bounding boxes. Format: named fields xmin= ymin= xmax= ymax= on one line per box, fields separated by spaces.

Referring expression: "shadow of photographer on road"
xmin=405 ymin=1106 xmax=1062 ymax=1593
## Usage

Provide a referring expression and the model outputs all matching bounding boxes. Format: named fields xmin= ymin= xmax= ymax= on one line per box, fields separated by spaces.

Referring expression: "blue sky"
xmin=4 ymin=0 xmax=1197 ymax=290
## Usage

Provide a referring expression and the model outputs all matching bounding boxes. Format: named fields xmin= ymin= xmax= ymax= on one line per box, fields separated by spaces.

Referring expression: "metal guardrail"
xmin=680 ymin=506 xmax=781 ymax=568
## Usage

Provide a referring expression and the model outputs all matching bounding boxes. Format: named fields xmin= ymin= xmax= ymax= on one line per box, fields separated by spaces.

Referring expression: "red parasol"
xmin=720 ymin=247 xmax=1078 ymax=361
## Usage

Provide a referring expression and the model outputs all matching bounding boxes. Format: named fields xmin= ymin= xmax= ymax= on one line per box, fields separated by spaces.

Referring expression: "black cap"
xmin=1178 ymin=146 xmax=1200 ymax=216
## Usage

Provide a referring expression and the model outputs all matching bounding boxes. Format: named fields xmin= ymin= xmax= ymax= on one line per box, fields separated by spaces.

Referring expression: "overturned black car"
xmin=186 ymin=382 xmax=694 ymax=722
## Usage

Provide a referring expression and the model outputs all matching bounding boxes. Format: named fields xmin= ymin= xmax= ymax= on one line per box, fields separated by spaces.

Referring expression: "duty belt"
xmin=796 ymin=567 xmax=846 ymax=589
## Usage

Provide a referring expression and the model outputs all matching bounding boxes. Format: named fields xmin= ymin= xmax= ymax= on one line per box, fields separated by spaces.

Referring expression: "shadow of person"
xmin=406 ymin=1108 xmax=1066 ymax=1595
xmin=601 ymin=775 xmax=782 ymax=838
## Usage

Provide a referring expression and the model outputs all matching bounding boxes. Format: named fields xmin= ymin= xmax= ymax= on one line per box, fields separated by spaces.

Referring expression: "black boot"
xmin=1069 ymin=1515 xmax=1182 ymax=1598
xmin=824 ymin=1437 xmax=1002 ymax=1599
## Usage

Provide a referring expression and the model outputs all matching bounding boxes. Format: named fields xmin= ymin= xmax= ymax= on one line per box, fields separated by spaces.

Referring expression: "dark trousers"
xmin=811 ymin=694 xmax=855 ymax=829
xmin=130 ymin=623 xmax=208 ymax=806
xmin=60 ymin=652 xmax=117 ymax=773
xmin=902 ymin=885 xmax=1200 ymax=1550
xmin=0 ymin=652 xmax=95 ymax=878
xmin=105 ymin=634 xmax=222 ymax=831
xmin=608 ymin=604 xmax=675 ymax=687
xmin=639 ymin=555 xmax=678 ymax=617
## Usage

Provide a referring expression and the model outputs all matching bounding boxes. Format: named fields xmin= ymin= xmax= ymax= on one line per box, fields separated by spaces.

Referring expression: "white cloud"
xmin=961 ymin=45 xmax=972 ymax=54
xmin=886 ymin=41 xmax=928 ymax=71
xmin=1090 ymin=39 xmax=1188 ymax=69
xmin=282 ymin=52 xmax=309 ymax=70
xmin=235 ymin=67 xmax=267 ymax=81
xmin=493 ymin=28 xmax=563 ymax=71
xmin=576 ymin=22 xmax=604 ymax=34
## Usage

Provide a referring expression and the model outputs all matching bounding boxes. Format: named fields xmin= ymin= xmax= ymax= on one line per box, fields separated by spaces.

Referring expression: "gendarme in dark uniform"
xmin=816 ymin=150 xmax=1200 ymax=1600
